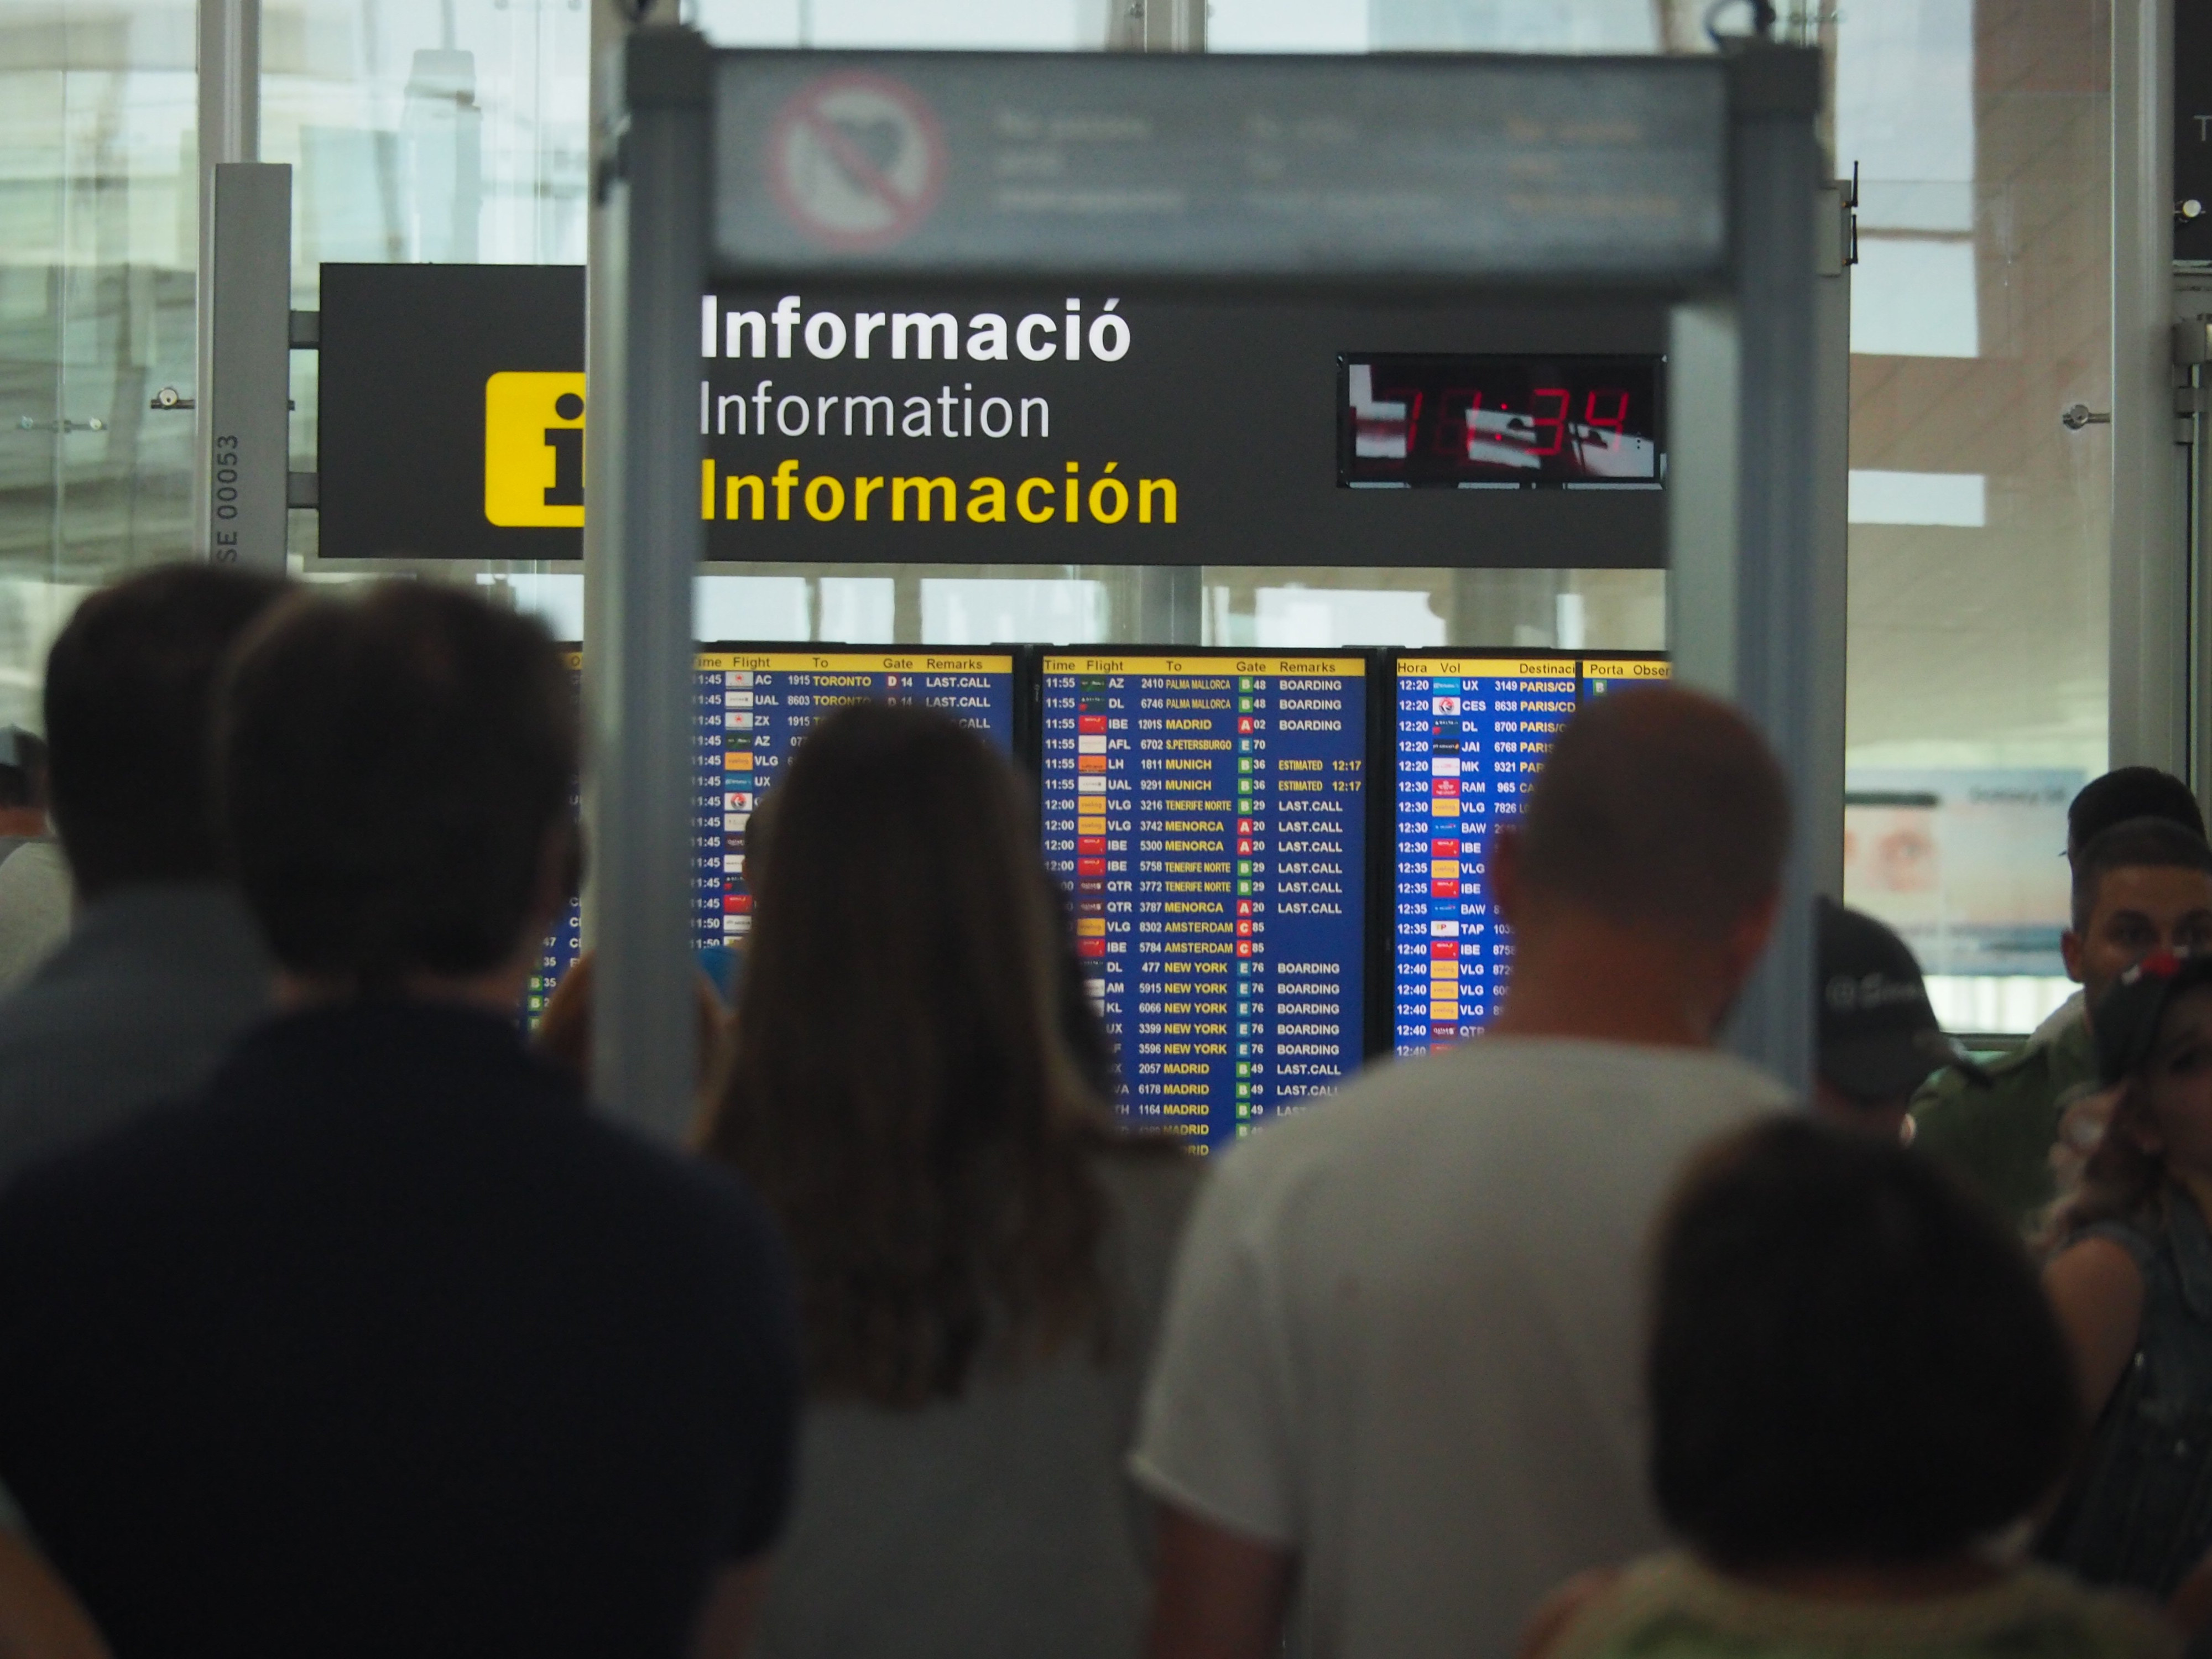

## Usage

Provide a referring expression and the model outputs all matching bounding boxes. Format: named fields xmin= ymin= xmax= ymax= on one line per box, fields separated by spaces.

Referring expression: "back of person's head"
xmin=1648 ymin=1118 xmax=2078 ymax=1569
xmin=700 ymin=699 xmax=1109 ymax=1407
xmin=2070 ymin=767 xmax=2204 ymax=862
xmin=44 ymin=565 xmax=288 ymax=897
xmin=1515 ymin=685 xmax=1790 ymax=941
xmin=2070 ymin=815 xmax=2212 ymax=932
xmin=217 ymin=581 xmax=576 ymax=993
xmin=0 ymin=728 xmax=48 ymax=813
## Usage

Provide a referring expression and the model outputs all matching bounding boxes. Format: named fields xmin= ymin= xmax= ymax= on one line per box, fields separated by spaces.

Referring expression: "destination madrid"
xmin=698 ymin=457 xmax=1178 ymax=528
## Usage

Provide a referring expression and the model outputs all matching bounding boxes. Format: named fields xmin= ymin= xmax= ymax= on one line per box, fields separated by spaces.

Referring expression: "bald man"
xmin=1133 ymin=686 xmax=1795 ymax=1659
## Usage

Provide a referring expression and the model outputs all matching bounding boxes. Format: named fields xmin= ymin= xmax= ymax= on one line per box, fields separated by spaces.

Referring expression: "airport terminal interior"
xmin=0 ymin=0 xmax=2177 ymax=1073
xmin=15 ymin=4 xmax=2212 ymax=1657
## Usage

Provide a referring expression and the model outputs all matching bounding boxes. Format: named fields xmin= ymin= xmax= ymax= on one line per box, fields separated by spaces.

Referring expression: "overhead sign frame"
xmin=587 ymin=30 xmax=1826 ymax=1138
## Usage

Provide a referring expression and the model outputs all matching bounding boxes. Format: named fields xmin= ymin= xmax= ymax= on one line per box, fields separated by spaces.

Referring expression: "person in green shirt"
xmin=1913 ymin=815 xmax=2212 ymax=1233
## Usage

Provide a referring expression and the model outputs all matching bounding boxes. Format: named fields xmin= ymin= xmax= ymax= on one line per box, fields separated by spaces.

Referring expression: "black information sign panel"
xmin=2183 ymin=0 xmax=2212 ymax=262
xmin=318 ymin=264 xmax=584 ymax=563
xmin=314 ymin=263 xmax=1667 ymax=567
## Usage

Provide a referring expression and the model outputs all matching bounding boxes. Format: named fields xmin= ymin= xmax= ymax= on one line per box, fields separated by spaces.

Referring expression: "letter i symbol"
xmin=544 ymin=392 xmax=585 ymax=507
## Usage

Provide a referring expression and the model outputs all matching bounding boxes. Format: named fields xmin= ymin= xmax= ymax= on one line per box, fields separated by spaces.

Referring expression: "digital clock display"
xmin=1338 ymin=354 xmax=1665 ymax=489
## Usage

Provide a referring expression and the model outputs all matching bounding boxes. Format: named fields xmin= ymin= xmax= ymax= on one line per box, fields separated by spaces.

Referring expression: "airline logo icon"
xmin=485 ymin=372 xmax=586 ymax=527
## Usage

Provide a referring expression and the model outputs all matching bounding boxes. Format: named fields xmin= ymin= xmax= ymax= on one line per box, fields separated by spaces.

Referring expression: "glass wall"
xmin=0 ymin=0 xmax=2114 ymax=1027
xmin=1833 ymin=0 xmax=2109 ymax=1030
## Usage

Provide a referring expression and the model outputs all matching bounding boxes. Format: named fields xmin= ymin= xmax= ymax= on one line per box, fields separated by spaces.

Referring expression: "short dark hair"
xmin=2070 ymin=815 xmax=2212 ymax=933
xmin=0 ymin=730 xmax=49 ymax=812
xmin=2069 ymin=767 xmax=2204 ymax=862
xmin=1517 ymin=685 xmax=1790 ymax=939
xmin=1648 ymin=1118 xmax=2078 ymax=1568
xmin=217 ymin=582 xmax=576 ymax=988
xmin=44 ymin=566 xmax=288 ymax=896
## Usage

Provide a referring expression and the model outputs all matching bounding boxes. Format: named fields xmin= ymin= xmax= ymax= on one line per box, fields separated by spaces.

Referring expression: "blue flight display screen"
xmin=691 ymin=649 xmax=1019 ymax=947
xmin=1040 ymin=654 xmax=1368 ymax=1152
xmin=1391 ymin=653 xmax=1670 ymax=1055
xmin=527 ymin=648 xmax=1018 ymax=1024
xmin=1391 ymin=656 xmax=1575 ymax=1056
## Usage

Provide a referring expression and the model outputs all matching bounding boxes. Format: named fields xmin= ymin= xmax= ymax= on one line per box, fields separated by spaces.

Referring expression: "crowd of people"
xmin=0 ymin=563 xmax=2199 ymax=1658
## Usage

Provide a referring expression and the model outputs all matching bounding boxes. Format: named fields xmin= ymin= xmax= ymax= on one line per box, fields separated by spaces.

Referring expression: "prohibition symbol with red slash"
xmin=768 ymin=74 xmax=947 ymax=251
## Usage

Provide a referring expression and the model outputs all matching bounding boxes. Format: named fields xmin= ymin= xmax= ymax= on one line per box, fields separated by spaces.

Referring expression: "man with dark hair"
xmin=0 ymin=567 xmax=287 ymax=1180
xmin=0 ymin=726 xmax=69 ymax=991
xmin=0 ymin=582 xmax=797 ymax=1659
xmin=1914 ymin=814 xmax=2212 ymax=1229
xmin=1134 ymin=685 xmax=1795 ymax=1659
xmin=2067 ymin=765 xmax=2204 ymax=859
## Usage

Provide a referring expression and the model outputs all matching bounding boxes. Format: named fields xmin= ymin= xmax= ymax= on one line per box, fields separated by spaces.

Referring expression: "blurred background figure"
xmin=0 ymin=583 xmax=797 ymax=1659
xmin=1917 ymin=817 xmax=2212 ymax=1233
xmin=2041 ymin=952 xmax=2212 ymax=1604
xmin=698 ymin=700 xmax=1197 ymax=1659
xmin=0 ymin=727 xmax=67 ymax=994
xmin=1522 ymin=1118 xmax=2165 ymax=1659
xmin=1813 ymin=895 xmax=1983 ymax=1141
xmin=0 ymin=567 xmax=286 ymax=1186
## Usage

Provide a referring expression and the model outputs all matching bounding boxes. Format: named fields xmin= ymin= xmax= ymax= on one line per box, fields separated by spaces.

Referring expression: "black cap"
xmin=1817 ymin=897 xmax=1984 ymax=1100
xmin=2092 ymin=949 xmax=2212 ymax=1085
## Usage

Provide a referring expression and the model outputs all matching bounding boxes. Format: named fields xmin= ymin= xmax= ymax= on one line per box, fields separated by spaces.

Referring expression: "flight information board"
xmin=1391 ymin=656 xmax=1577 ymax=1055
xmin=526 ymin=648 xmax=1019 ymax=1024
xmin=1040 ymin=654 xmax=1368 ymax=1152
xmin=1390 ymin=653 xmax=1669 ymax=1055
xmin=694 ymin=649 xmax=1020 ymax=948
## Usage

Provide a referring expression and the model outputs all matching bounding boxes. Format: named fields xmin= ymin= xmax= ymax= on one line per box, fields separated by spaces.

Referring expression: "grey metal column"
xmin=1673 ymin=46 xmax=1823 ymax=1093
xmin=586 ymin=27 xmax=710 ymax=1138
xmin=1105 ymin=0 xmax=1206 ymax=51
xmin=197 ymin=164 xmax=290 ymax=571
xmin=1134 ymin=568 xmax=1204 ymax=644
xmin=193 ymin=0 xmax=260 ymax=560
xmin=2111 ymin=0 xmax=2187 ymax=772
xmin=1808 ymin=178 xmax=1854 ymax=898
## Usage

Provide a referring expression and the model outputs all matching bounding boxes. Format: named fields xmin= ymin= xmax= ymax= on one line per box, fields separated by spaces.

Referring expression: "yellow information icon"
xmin=484 ymin=372 xmax=586 ymax=527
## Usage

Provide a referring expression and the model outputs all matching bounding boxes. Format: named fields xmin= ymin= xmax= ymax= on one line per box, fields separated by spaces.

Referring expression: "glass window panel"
xmin=1842 ymin=0 xmax=2107 ymax=1031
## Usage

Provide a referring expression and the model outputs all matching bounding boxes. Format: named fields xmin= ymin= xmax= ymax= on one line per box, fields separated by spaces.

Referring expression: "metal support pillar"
xmin=586 ymin=28 xmax=710 ymax=1137
xmin=1670 ymin=47 xmax=1823 ymax=1093
xmin=2111 ymin=0 xmax=2187 ymax=773
xmin=1808 ymin=178 xmax=1854 ymax=898
xmin=193 ymin=0 xmax=260 ymax=560
xmin=1105 ymin=0 xmax=1206 ymax=51
xmin=197 ymin=164 xmax=290 ymax=571
xmin=1135 ymin=567 xmax=1204 ymax=644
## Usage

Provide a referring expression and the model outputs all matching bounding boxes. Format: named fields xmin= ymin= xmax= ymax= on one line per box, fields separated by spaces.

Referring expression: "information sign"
xmin=1040 ymin=653 xmax=1368 ymax=1151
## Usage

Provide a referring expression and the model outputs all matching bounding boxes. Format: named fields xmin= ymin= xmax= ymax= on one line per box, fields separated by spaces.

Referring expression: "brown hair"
xmin=1519 ymin=685 xmax=1790 ymax=940
xmin=697 ymin=700 xmax=1110 ymax=1407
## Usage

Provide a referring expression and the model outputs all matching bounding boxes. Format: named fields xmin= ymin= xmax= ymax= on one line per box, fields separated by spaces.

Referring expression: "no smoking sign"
xmin=769 ymin=74 xmax=946 ymax=251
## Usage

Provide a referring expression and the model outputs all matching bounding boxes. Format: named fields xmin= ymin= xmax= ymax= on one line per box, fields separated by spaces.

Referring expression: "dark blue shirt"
xmin=0 ymin=1000 xmax=797 ymax=1659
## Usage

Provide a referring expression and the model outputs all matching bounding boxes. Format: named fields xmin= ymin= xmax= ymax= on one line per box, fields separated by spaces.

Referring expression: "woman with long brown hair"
xmin=2040 ymin=951 xmax=2212 ymax=1605
xmin=697 ymin=699 xmax=1197 ymax=1659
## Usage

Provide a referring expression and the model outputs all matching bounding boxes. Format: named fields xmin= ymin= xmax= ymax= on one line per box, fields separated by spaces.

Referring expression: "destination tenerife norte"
xmin=693 ymin=291 xmax=1175 ymax=533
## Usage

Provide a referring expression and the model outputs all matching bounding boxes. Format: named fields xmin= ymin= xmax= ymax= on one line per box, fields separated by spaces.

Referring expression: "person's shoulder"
xmin=560 ymin=1108 xmax=790 ymax=1282
xmin=1914 ymin=1039 xmax=2054 ymax=1113
xmin=1997 ymin=1564 xmax=2182 ymax=1658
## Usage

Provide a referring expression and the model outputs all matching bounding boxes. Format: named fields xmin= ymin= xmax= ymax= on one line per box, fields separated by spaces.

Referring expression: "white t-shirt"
xmin=1129 ymin=1036 xmax=1793 ymax=1659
